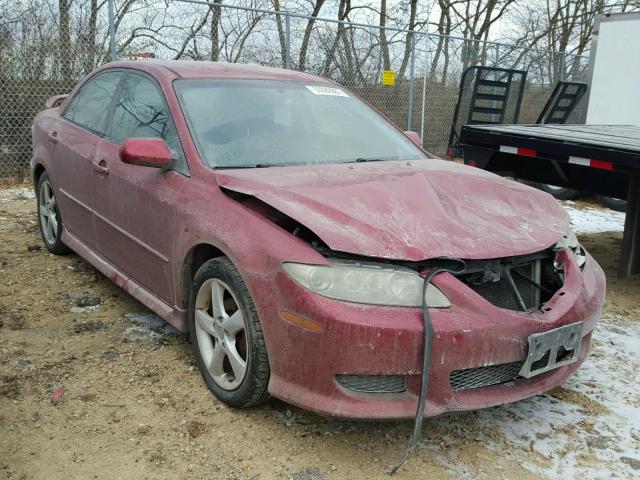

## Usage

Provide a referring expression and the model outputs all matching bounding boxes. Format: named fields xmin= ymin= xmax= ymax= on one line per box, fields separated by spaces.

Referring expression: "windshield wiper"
xmin=215 ymin=163 xmax=282 ymax=169
xmin=354 ymin=157 xmax=387 ymax=163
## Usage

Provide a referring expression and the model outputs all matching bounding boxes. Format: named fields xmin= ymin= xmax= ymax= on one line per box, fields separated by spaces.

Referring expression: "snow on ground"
xmin=425 ymin=314 xmax=640 ymax=479
xmin=0 ymin=187 xmax=34 ymax=202
xmin=563 ymin=201 xmax=626 ymax=234
xmin=122 ymin=312 xmax=180 ymax=344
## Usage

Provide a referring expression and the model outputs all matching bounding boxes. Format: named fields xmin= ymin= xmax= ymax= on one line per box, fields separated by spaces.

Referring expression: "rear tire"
xmin=597 ymin=195 xmax=627 ymax=213
xmin=36 ymin=172 xmax=70 ymax=255
xmin=188 ymin=257 xmax=270 ymax=408
xmin=537 ymin=183 xmax=581 ymax=200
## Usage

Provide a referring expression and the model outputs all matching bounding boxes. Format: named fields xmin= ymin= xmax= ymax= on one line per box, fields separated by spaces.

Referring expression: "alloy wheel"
xmin=194 ymin=278 xmax=248 ymax=390
xmin=39 ymin=180 xmax=59 ymax=244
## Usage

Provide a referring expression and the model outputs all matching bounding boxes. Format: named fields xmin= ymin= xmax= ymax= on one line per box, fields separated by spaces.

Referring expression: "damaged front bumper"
xmin=249 ymin=249 xmax=605 ymax=420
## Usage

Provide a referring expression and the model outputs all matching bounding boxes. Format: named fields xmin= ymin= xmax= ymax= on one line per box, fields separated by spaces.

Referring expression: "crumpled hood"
xmin=215 ymin=160 xmax=570 ymax=261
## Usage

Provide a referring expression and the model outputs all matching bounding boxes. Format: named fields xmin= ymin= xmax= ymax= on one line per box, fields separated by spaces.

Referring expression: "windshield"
xmin=174 ymin=79 xmax=428 ymax=168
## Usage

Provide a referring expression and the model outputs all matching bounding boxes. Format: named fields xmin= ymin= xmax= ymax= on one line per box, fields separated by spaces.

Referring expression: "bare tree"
xmin=321 ymin=0 xmax=355 ymax=77
xmin=272 ymin=0 xmax=288 ymax=67
xmin=379 ymin=0 xmax=391 ymax=70
xmin=450 ymin=0 xmax=517 ymax=68
xmin=298 ymin=0 xmax=326 ymax=70
xmin=58 ymin=0 xmax=72 ymax=80
xmin=428 ymin=0 xmax=463 ymax=83
xmin=506 ymin=0 xmax=640 ymax=82
xmin=210 ymin=0 xmax=223 ymax=61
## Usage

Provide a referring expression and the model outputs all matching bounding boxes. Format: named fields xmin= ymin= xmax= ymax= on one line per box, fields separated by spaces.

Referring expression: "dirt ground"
xmin=1 ymin=183 xmax=639 ymax=480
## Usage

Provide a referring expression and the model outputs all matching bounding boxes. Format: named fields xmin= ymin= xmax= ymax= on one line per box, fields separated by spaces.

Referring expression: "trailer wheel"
xmin=597 ymin=195 xmax=627 ymax=213
xmin=537 ymin=184 xmax=581 ymax=200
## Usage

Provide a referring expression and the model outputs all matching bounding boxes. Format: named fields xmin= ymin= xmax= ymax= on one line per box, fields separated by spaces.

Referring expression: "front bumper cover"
xmin=248 ymin=249 xmax=605 ymax=419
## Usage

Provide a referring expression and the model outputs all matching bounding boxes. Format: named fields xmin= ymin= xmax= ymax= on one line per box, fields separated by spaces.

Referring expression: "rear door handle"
xmin=47 ymin=131 xmax=58 ymax=143
xmin=92 ymin=159 xmax=109 ymax=176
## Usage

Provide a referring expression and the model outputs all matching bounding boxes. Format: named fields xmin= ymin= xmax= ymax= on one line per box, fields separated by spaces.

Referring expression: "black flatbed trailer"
xmin=460 ymin=123 xmax=640 ymax=277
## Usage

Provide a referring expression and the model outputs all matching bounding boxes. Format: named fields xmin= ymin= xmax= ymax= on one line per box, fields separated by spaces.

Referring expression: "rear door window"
xmin=63 ymin=72 xmax=123 ymax=135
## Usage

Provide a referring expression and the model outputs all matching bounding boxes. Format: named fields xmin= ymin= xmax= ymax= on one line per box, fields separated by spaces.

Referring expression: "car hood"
xmin=215 ymin=160 xmax=570 ymax=261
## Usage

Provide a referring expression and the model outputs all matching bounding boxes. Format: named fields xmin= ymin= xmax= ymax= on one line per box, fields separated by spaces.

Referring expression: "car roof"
xmin=104 ymin=59 xmax=330 ymax=83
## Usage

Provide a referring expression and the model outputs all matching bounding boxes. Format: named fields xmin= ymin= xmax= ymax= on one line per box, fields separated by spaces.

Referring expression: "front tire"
xmin=36 ymin=172 xmax=70 ymax=255
xmin=188 ymin=257 xmax=270 ymax=408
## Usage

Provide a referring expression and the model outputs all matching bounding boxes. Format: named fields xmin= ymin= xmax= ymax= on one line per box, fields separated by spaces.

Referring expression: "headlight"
xmin=553 ymin=229 xmax=586 ymax=270
xmin=282 ymin=261 xmax=451 ymax=308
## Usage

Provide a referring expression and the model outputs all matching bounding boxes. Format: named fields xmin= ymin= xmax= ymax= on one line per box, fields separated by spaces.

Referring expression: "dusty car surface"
xmin=31 ymin=60 xmax=605 ymax=419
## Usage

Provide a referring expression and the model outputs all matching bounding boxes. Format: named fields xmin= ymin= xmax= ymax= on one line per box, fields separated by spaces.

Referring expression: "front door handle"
xmin=47 ymin=131 xmax=58 ymax=143
xmin=92 ymin=159 xmax=109 ymax=176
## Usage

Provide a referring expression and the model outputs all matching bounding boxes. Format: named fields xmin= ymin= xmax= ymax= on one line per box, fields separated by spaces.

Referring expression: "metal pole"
xmin=420 ymin=48 xmax=427 ymax=143
xmin=619 ymin=176 xmax=640 ymax=277
xmin=108 ymin=0 xmax=117 ymax=61
xmin=285 ymin=15 xmax=291 ymax=69
xmin=407 ymin=32 xmax=416 ymax=131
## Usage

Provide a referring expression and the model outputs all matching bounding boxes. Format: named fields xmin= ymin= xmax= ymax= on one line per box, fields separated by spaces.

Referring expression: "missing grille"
xmin=457 ymin=253 xmax=563 ymax=312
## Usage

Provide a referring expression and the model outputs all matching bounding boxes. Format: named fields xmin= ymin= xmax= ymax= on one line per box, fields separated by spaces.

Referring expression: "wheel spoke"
xmin=224 ymin=340 xmax=247 ymax=380
xmin=39 ymin=209 xmax=48 ymax=230
xmin=48 ymin=213 xmax=58 ymax=234
xmin=222 ymin=310 xmax=244 ymax=335
xmin=210 ymin=281 xmax=227 ymax=320
xmin=209 ymin=341 xmax=226 ymax=376
xmin=195 ymin=309 xmax=217 ymax=338
xmin=45 ymin=216 xmax=54 ymax=240
xmin=44 ymin=182 xmax=53 ymax=204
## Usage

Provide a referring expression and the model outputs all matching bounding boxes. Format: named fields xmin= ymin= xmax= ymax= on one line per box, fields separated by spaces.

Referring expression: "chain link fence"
xmin=0 ymin=1 xmax=589 ymax=178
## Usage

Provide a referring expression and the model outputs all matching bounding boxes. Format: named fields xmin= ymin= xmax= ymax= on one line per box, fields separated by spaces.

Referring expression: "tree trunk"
xmin=298 ymin=0 xmax=325 ymax=71
xmin=83 ymin=0 xmax=98 ymax=74
xmin=398 ymin=0 xmax=418 ymax=80
xmin=321 ymin=0 xmax=351 ymax=77
xmin=379 ymin=0 xmax=390 ymax=70
xmin=273 ymin=0 xmax=287 ymax=67
xmin=210 ymin=0 xmax=223 ymax=61
xmin=58 ymin=0 xmax=72 ymax=81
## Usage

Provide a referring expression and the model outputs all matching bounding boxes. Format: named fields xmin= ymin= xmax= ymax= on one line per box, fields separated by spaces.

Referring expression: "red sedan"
xmin=31 ymin=60 xmax=604 ymax=419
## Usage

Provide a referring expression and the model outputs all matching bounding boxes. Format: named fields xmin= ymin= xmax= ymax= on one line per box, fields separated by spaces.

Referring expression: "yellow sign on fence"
xmin=382 ymin=70 xmax=396 ymax=86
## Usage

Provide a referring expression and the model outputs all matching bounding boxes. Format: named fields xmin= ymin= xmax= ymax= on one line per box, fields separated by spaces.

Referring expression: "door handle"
xmin=92 ymin=159 xmax=109 ymax=176
xmin=47 ymin=131 xmax=58 ymax=143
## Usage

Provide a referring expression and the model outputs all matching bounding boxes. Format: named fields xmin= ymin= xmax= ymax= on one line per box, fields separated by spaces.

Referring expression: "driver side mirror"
xmin=404 ymin=131 xmax=422 ymax=148
xmin=120 ymin=138 xmax=172 ymax=169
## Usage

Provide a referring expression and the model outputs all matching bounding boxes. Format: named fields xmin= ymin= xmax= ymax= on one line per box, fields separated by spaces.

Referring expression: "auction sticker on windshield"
xmin=306 ymin=85 xmax=349 ymax=97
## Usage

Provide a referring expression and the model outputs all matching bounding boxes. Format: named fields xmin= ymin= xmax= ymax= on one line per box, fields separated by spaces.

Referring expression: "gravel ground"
xmin=0 ymin=184 xmax=639 ymax=480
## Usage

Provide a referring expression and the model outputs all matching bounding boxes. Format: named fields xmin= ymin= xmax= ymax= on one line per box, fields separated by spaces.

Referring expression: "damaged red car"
xmin=31 ymin=60 xmax=605 ymax=419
